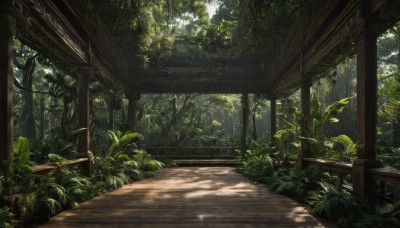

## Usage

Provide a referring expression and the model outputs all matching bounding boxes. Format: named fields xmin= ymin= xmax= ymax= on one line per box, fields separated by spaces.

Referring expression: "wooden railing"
xmin=303 ymin=157 xmax=352 ymax=174
xmin=31 ymin=158 xmax=88 ymax=175
xmin=301 ymin=157 xmax=400 ymax=202
xmin=370 ymin=168 xmax=400 ymax=184
xmin=145 ymin=147 xmax=239 ymax=159
xmin=302 ymin=157 xmax=400 ymax=185
xmin=30 ymin=147 xmax=239 ymax=175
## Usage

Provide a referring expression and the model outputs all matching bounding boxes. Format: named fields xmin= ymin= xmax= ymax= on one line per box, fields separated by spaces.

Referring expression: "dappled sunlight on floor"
xmin=39 ymin=167 xmax=333 ymax=227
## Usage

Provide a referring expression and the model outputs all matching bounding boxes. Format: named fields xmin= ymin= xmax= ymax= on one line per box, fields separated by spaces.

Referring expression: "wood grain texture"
xmin=39 ymin=167 xmax=334 ymax=227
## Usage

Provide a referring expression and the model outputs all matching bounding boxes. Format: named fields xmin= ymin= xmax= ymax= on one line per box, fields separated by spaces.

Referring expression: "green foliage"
xmin=36 ymin=176 xmax=66 ymax=214
xmin=267 ymin=167 xmax=324 ymax=200
xmin=274 ymin=128 xmax=299 ymax=162
xmin=58 ymin=170 xmax=93 ymax=208
xmin=48 ymin=154 xmax=69 ymax=165
xmin=238 ymin=146 xmax=276 ymax=182
xmin=0 ymin=207 xmax=16 ymax=228
xmin=329 ymin=134 xmax=356 ymax=162
xmin=107 ymin=131 xmax=142 ymax=157
xmin=308 ymin=97 xmax=352 ymax=161
xmin=134 ymin=150 xmax=164 ymax=172
xmin=355 ymin=202 xmax=400 ymax=228
xmin=313 ymin=97 xmax=350 ymax=136
xmin=93 ymin=131 xmax=163 ymax=192
xmin=308 ymin=182 xmax=357 ymax=224
xmin=197 ymin=19 xmax=236 ymax=49
xmin=0 ymin=137 xmax=34 ymax=186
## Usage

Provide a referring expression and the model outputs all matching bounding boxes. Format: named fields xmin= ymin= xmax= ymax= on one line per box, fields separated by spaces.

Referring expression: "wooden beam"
xmin=299 ymin=80 xmax=312 ymax=171
xmin=0 ymin=0 xmax=14 ymax=165
xmin=356 ymin=28 xmax=377 ymax=160
xmin=136 ymin=66 xmax=265 ymax=94
xmin=77 ymin=71 xmax=94 ymax=176
xmin=352 ymin=17 xmax=382 ymax=204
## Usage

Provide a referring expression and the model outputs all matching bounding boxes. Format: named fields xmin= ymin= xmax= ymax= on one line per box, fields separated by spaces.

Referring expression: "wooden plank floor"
xmin=39 ymin=167 xmax=333 ymax=227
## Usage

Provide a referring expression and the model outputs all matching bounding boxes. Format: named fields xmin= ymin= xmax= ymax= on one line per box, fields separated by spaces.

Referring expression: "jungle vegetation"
xmin=1 ymin=0 xmax=400 ymax=227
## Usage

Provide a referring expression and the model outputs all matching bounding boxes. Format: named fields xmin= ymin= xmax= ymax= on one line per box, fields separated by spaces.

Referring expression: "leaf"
xmin=71 ymin=128 xmax=87 ymax=135
xmin=48 ymin=153 xmax=69 ymax=165
xmin=329 ymin=117 xmax=339 ymax=123
xmin=335 ymin=135 xmax=354 ymax=147
xmin=108 ymin=132 xmax=142 ymax=156
xmin=13 ymin=137 xmax=30 ymax=160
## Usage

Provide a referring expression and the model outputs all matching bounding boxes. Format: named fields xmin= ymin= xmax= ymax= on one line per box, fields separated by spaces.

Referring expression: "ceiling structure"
xmin=12 ymin=0 xmax=400 ymax=98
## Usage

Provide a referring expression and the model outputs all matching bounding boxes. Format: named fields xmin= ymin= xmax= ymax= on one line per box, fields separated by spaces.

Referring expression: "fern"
xmin=308 ymin=182 xmax=356 ymax=222
xmin=0 ymin=207 xmax=17 ymax=228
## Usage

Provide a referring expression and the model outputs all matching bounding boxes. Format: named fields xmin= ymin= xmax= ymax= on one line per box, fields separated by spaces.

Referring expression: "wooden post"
xmin=127 ymin=93 xmax=141 ymax=132
xmin=0 ymin=0 xmax=14 ymax=172
xmin=298 ymin=80 xmax=312 ymax=171
xmin=352 ymin=22 xmax=382 ymax=203
xmin=270 ymin=99 xmax=277 ymax=147
xmin=77 ymin=72 xmax=94 ymax=176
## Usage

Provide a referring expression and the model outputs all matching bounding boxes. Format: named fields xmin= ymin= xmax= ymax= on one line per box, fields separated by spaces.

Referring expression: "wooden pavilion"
xmin=1 ymin=0 xmax=400 ymax=208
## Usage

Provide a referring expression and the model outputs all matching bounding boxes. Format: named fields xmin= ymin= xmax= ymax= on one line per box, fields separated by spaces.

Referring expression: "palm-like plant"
xmin=0 ymin=207 xmax=16 ymax=228
xmin=35 ymin=176 xmax=66 ymax=220
xmin=355 ymin=202 xmax=400 ymax=227
xmin=93 ymin=131 xmax=161 ymax=191
xmin=308 ymin=182 xmax=357 ymax=223
xmin=268 ymin=167 xmax=325 ymax=200
xmin=134 ymin=150 xmax=163 ymax=178
xmin=58 ymin=170 xmax=93 ymax=208
xmin=239 ymin=146 xmax=276 ymax=182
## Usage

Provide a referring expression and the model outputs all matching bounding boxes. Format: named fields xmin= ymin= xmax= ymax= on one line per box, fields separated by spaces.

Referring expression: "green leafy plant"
xmin=0 ymin=207 xmax=17 ymax=228
xmin=274 ymin=128 xmax=299 ymax=163
xmin=35 ymin=176 xmax=66 ymax=219
xmin=330 ymin=134 xmax=356 ymax=162
xmin=354 ymin=202 xmax=400 ymax=228
xmin=134 ymin=150 xmax=164 ymax=178
xmin=2 ymin=137 xmax=35 ymax=186
xmin=92 ymin=131 xmax=157 ymax=192
xmin=238 ymin=146 xmax=276 ymax=182
xmin=308 ymin=182 xmax=357 ymax=225
xmin=58 ymin=170 xmax=93 ymax=208
xmin=268 ymin=167 xmax=324 ymax=200
xmin=310 ymin=97 xmax=351 ymax=159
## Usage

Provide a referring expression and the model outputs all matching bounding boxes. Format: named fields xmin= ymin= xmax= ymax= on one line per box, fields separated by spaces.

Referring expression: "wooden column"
xmin=298 ymin=80 xmax=312 ymax=171
xmin=127 ymin=93 xmax=141 ymax=132
xmin=77 ymin=72 xmax=94 ymax=176
xmin=270 ymin=99 xmax=277 ymax=147
xmin=352 ymin=23 xmax=382 ymax=203
xmin=0 ymin=0 xmax=14 ymax=171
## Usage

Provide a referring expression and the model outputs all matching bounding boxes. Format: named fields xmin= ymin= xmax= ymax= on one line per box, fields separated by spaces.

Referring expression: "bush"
xmin=308 ymin=182 xmax=357 ymax=225
xmin=0 ymin=207 xmax=17 ymax=228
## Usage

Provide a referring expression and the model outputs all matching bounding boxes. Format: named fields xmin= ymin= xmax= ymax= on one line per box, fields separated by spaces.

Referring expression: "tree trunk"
xmin=0 ymin=0 xmax=14 ymax=164
xmin=252 ymin=113 xmax=257 ymax=140
xmin=21 ymin=56 xmax=37 ymax=139
xmin=128 ymin=94 xmax=140 ymax=132
xmin=60 ymin=96 xmax=69 ymax=140
xmin=39 ymin=95 xmax=45 ymax=140
xmin=241 ymin=93 xmax=249 ymax=155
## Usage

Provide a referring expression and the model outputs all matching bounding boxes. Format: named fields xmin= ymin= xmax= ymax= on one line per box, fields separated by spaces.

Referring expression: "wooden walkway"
xmin=39 ymin=167 xmax=332 ymax=227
